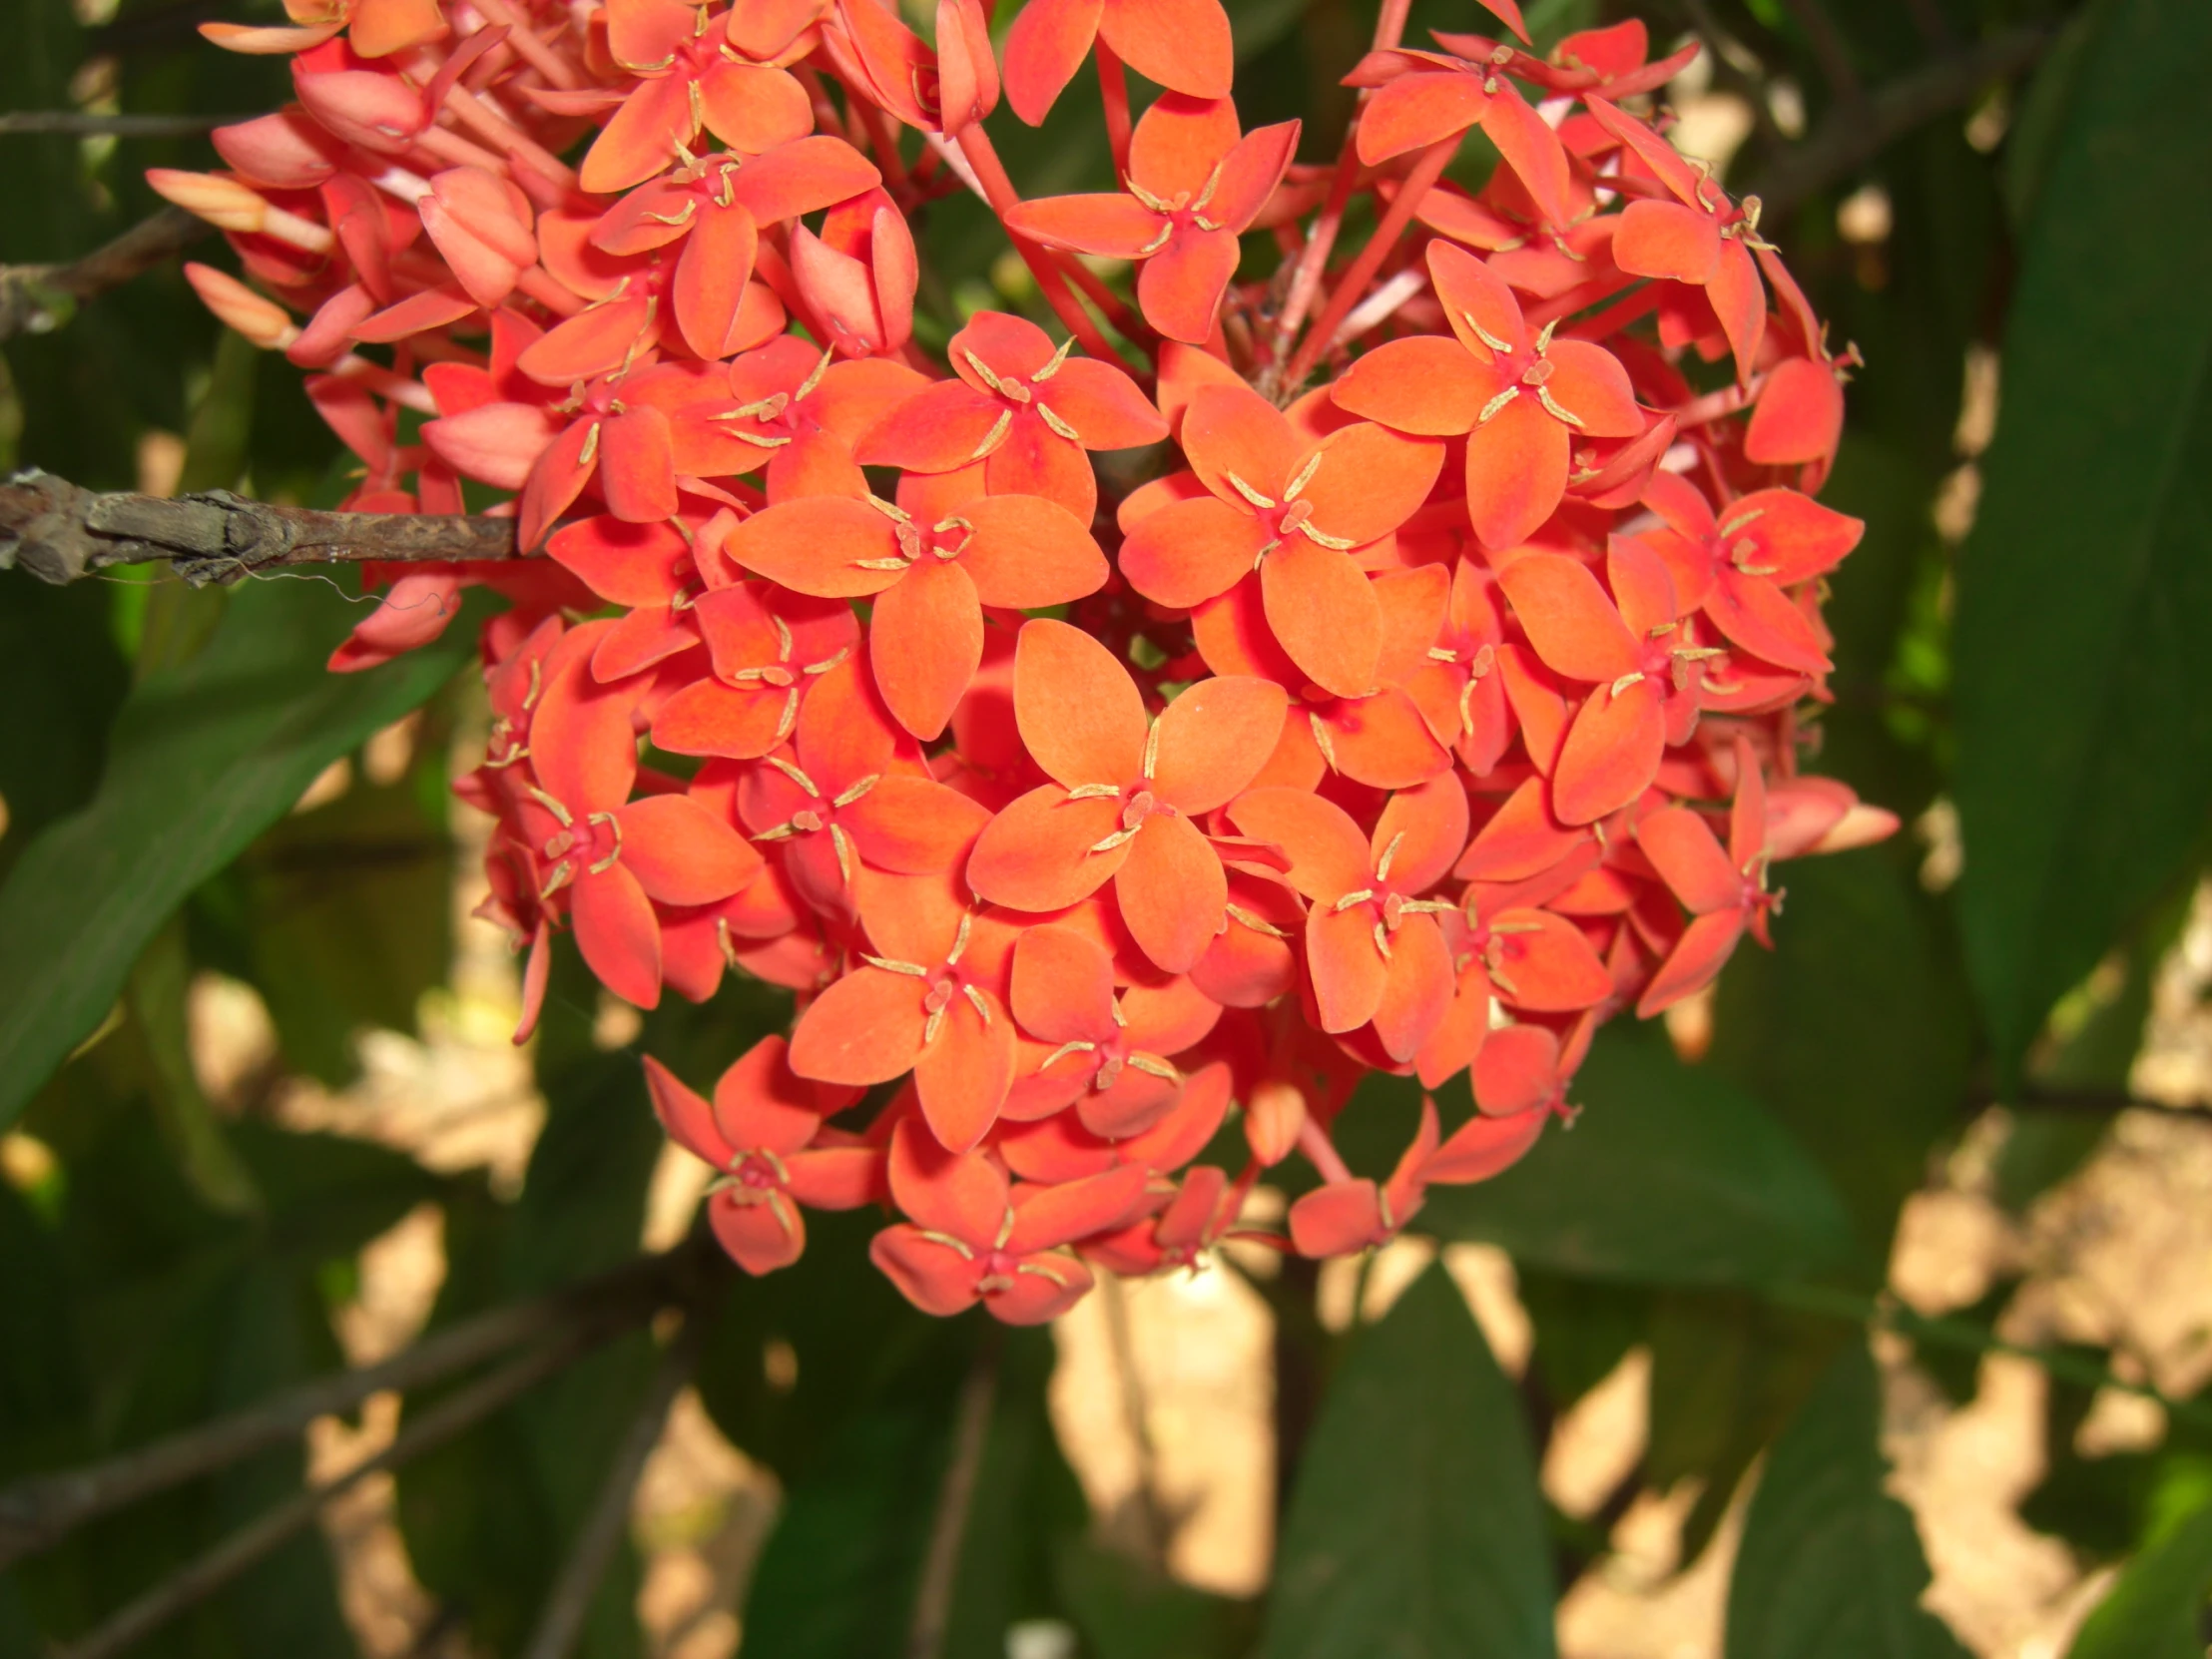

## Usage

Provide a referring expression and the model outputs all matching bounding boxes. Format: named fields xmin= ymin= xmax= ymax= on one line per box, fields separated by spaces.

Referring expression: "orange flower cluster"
xmin=166 ymin=0 xmax=1896 ymax=1320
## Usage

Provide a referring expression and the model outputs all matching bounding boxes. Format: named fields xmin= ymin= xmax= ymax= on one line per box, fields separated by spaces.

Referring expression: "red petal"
xmin=956 ymin=495 xmax=1108 ymax=609
xmin=1137 ymin=227 xmax=1240 ymax=346
xmin=966 ymin=786 xmax=1132 ymax=911
xmin=1423 ymin=1105 xmax=1546 ymax=1184
xmin=1148 ymin=675 xmax=1290 ymax=815
xmin=1288 ymin=1179 xmax=1383 ymax=1256
xmin=790 ymin=966 xmax=926 ymax=1084
xmin=1120 ymin=496 xmax=1269 ymax=609
xmin=1463 ymin=391 xmax=1568 ymax=548
xmin=1261 ymin=538 xmax=1383 ymax=699
xmin=643 ymin=1054 xmax=732 ymax=1165
xmin=870 ymin=558 xmax=982 ymax=742
xmin=1551 ymin=682 xmax=1664 ymax=826
xmin=1010 ymin=925 xmax=1115 ymax=1043
xmin=1371 ymin=913 xmax=1453 ymax=1061
xmin=1471 ymin=1021 xmax=1556 ymax=1115
xmin=1635 ymin=806 xmax=1739 ymax=913
xmin=1098 ymin=0 xmax=1232 ymax=102
xmin=1002 ymin=0 xmax=1102 ymax=123
xmin=1299 ymin=421 xmax=1445 ymax=544
xmin=618 ymin=793 xmax=763 ymax=903
xmin=1228 ymin=787 xmax=1372 ymax=900
xmin=570 ymin=864 xmax=662 ymax=1009
xmin=710 ymin=1193 xmax=806 ymax=1275
xmin=724 ymin=495 xmax=902 ymax=597
xmin=1495 ymin=553 xmax=1640 ymax=682
xmin=1003 ymin=193 xmax=1167 ymax=260
xmin=1116 ymin=811 xmax=1227 ymax=974
xmin=1613 ymin=199 xmax=1720 ymax=283
xmin=1307 ymin=904 xmax=1388 ymax=1033
xmin=870 ymin=1225 xmax=982 ymax=1315
xmin=1013 ymin=618 xmax=1147 ymax=788
xmin=914 ymin=989 xmax=1013 ymax=1152
xmin=1373 ymin=774 xmax=1469 ymax=893
xmin=1636 ymin=908 xmax=1748 ymax=1016
xmin=841 ymin=776 xmax=991 ymax=873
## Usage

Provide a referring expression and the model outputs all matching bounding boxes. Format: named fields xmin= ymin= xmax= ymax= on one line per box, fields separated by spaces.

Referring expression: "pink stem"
xmin=1298 ymin=1116 xmax=1357 ymax=1186
xmin=1280 ymin=136 xmax=1454 ymax=389
xmin=955 ymin=125 xmax=1125 ymax=365
xmin=1095 ymin=40 xmax=1133 ymax=179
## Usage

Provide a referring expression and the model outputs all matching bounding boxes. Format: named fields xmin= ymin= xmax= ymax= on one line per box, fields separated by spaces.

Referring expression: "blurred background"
xmin=5 ymin=0 xmax=2211 ymax=1655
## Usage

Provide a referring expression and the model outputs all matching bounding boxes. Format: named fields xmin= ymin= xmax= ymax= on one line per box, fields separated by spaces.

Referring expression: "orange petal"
xmin=1148 ymin=675 xmax=1290 ymax=815
xmin=1013 ymin=618 xmax=1147 ymax=788
xmin=1116 ymin=811 xmax=1227 ymax=974
xmin=789 ymin=965 xmax=926 ymax=1085
xmin=1551 ymin=683 xmax=1664 ymax=826
xmin=913 ymin=988 xmax=1013 ymax=1152
xmin=1262 ymin=538 xmax=1382 ymax=698
xmin=966 ymin=786 xmax=1131 ymax=911
xmin=870 ymin=558 xmax=982 ymax=742
xmin=1307 ymin=903 xmax=1387 ymax=1033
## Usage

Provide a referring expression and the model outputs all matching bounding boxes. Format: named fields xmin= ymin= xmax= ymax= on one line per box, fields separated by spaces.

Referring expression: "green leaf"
xmin=1725 ymin=1345 xmax=1967 ymax=1659
xmin=1262 ymin=1264 xmax=1554 ymax=1659
xmin=739 ymin=1316 xmax=983 ymax=1659
xmin=1058 ymin=1541 xmax=1256 ymax=1659
xmin=1414 ymin=1024 xmax=1856 ymax=1287
xmin=222 ymin=735 xmax=455 ymax=1085
xmin=0 ymin=575 xmax=128 ymax=872
xmin=1643 ymin=1290 xmax=1845 ymax=1565
xmin=0 ymin=578 xmax=471 ymax=1132
xmin=2064 ymin=1497 xmax=2212 ymax=1659
xmin=1951 ymin=0 xmax=2212 ymax=1079
xmin=1707 ymin=848 xmax=1972 ymax=1269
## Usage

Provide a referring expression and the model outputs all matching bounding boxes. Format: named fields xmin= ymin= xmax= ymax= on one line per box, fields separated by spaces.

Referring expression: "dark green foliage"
xmin=1263 ymin=1265 xmax=1555 ymax=1659
xmin=1418 ymin=1024 xmax=1856 ymax=1287
xmin=1951 ymin=0 xmax=2212 ymax=1079
xmin=3 ymin=0 xmax=2208 ymax=1650
xmin=1725 ymin=1346 xmax=1967 ymax=1659
xmin=0 ymin=579 xmax=477 ymax=1132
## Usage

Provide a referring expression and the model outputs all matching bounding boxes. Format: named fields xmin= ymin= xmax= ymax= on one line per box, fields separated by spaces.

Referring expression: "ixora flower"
xmin=172 ymin=0 xmax=1895 ymax=1320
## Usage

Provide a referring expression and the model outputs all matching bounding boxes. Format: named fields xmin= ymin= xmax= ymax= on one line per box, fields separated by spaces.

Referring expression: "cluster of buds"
xmin=166 ymin=0 xmax=1895 ymax=1321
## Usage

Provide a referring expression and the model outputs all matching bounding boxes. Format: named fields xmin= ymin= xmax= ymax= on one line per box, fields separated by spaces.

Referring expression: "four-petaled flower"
xmin=966 ymin=620 xmax=1288 ymax=974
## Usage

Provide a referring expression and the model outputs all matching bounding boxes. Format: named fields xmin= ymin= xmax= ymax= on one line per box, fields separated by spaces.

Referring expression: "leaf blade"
xmin=0 ymin=580 xmax=469 ymax=1131
xmin=1262 ymin=1264 xmax=1555 ymax=1659
xmin=1951 ymin=0 xmax=2212 ymax=1076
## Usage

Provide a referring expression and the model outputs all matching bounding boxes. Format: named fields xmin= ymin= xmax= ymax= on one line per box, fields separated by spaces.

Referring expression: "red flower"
xmin=644 ymin=1037 xmax=879 ymax=1274
xmin=859 ymin=311 xmax=1166 ymax=525
xmin=579 ymin=0 xmax=814 ymax=194
xmin=1630 ymin=472 xmax=1863 ymax=678
xmin=1334 ymin=241 xmax=1644 ymax=548
xmin=1230 ymin=775 xmax=1468 ymax=1059
xmin=788 ymin=869 xmax=1017 ymax=1150
xmin=724 ymin=473 xmax=1107 ymax=741
xmin=1635 ymin=742 xmax=1779 ymax=1015
xmin=869 ymin=1118 xmax=1148 ymax=1323
xmin=1005 ymin=96 xmax=1297 ymax=344
xmin=1120 ymin=383 xmax=1441 ymax=696
xmin=525 ymin=624 xmax=764 ymax=1006
xmin=966 ymin=620 xmax=1288 ymax=973
xmin=1006 ymin=925 xmax=1222 ymax=1137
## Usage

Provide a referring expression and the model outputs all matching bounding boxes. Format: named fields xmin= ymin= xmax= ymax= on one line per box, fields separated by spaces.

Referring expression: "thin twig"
xmin=0 ymin=468 xmax=523 ymax=588
xmin=520 ymin=1320 xmax=703 ymax=1659
xmin=904 ymin=1338 xmax=1001 ymax=1659
xmin=53 ymin=1336 xmax=602 ymax=1659
xmin=1776 ymin=0 xmax=1863 ymax=108
xmin=0 ymin=206 xmax=211 ymax=341
xmin=1993 ymin=1083 xmax=2212 ymax=1121
xmin=1744 ymin=24 xmax=2051 ymax=216
xmin=1098 ymin=1274 xmax=1170 ymax=1565
xmin=0 ymin=1242 xmax=709 ymax=1569
xmin=0 ymin=112 xmax=235 ymax=137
